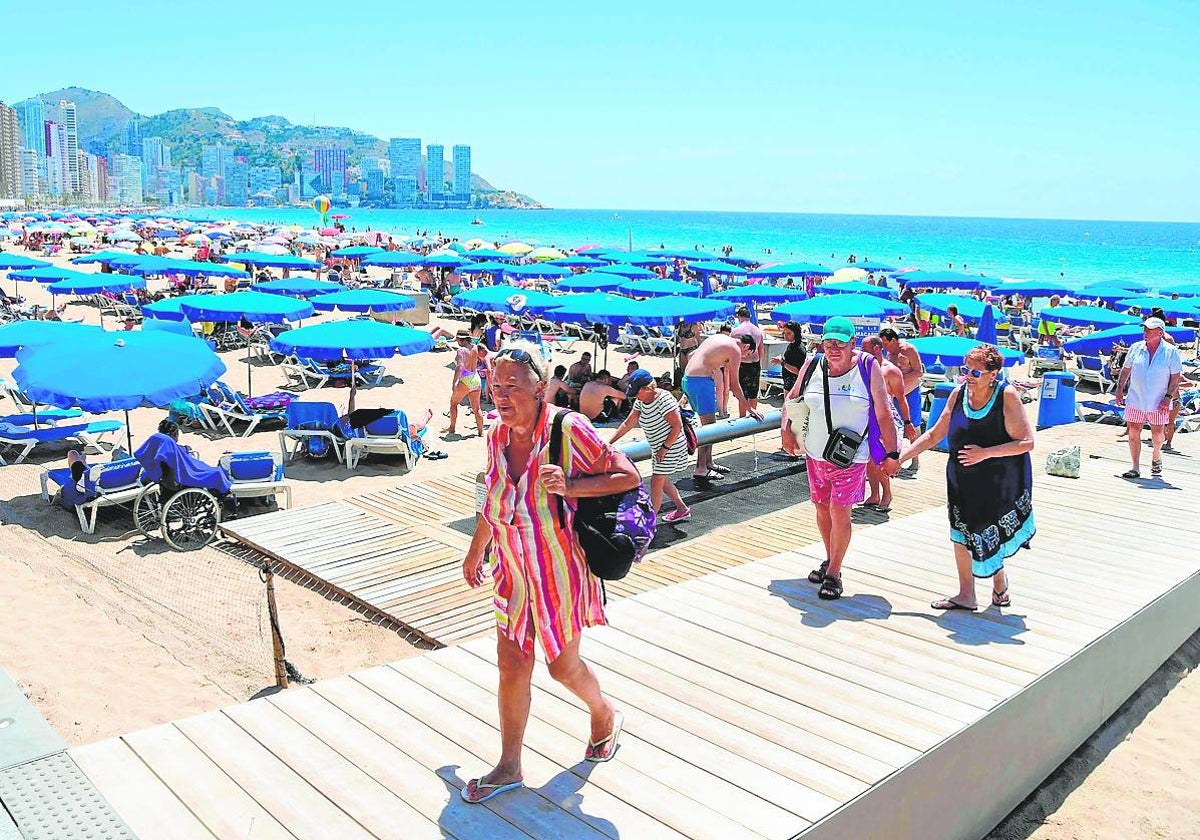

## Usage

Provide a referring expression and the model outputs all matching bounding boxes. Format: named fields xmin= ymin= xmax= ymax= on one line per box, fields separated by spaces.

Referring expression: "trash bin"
xmin=926 ymin=382 xmax=957 ymax=452
xmin=1037 ymin=370 xmax=1077 ymax=429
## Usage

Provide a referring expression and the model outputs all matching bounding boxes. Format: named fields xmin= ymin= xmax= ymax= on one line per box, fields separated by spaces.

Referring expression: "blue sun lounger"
xmin=39 ymin=456 xmax=146 ymax=533
xmin=0 ymin=420 xmax=123 ymax=465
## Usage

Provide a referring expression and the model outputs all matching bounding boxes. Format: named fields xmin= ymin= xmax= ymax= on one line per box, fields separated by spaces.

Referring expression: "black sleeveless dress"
xmin=946 ymin=383 xmax=1035 ymax=577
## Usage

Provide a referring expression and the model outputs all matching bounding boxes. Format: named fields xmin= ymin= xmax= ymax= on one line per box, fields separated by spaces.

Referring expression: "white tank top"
xmin=802 ymin=359 xmax=872 ymax=463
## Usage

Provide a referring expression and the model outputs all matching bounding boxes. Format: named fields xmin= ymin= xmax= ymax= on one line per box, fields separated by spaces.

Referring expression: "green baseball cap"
xmin=823 ymin=316 xmax=856 ymax=343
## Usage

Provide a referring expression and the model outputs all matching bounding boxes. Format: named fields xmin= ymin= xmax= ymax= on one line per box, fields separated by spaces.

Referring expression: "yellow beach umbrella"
xmin=464 ymin=238 xmax=490 ymax=249
xmin=498 ymin=242 xmax=534 ymax=255
xmin=833 ymin=267 xmax=868 ymax=281
xmin=529 ymin=246 xmax=566 ymax=261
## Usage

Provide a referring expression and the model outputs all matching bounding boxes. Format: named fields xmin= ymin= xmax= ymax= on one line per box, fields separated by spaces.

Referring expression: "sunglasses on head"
xmin=494 ymin=347 xmax=542 ymax=376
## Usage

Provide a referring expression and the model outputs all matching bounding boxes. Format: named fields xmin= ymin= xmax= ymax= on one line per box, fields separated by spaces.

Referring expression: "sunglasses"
xmin=959 ymin=365 xmax=995 ymax=378
xmin=494 ymin=347 xmax=543 ymax=378
xmin=822 ymin=338 xmax=851 ymax=349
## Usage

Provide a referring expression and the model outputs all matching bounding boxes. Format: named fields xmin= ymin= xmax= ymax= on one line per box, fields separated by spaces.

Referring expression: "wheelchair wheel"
xmin=133 ymin=485 xmax=163 ymax=537
xmin=160 ymin=488 xmax=222 ymax=551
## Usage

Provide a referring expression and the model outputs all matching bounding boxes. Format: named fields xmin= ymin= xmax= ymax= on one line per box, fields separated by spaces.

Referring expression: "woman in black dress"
xmin=899 ymin=344 xmax=1035 ymax=610
xmin=771 ymin=321 xmax=808 ymax=391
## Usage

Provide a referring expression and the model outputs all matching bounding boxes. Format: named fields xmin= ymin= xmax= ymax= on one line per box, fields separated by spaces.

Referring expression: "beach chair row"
xmin=277 ymin=401 xmax=422 ymax=471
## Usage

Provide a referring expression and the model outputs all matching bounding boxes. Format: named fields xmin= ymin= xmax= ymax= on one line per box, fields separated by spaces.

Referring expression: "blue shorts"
xmin=681 ymin=375 xmax=718 ymax=416
xmin=895 ymin=388 xmax=923 ymax=429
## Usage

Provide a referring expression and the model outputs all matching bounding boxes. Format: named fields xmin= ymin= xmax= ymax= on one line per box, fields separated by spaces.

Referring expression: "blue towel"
xmin=135 ymin=433 xmax=231 ymax=494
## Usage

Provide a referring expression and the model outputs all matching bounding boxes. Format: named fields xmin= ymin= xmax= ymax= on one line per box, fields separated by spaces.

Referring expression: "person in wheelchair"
xmin=135 ymin=419 xmax=234 ymax=507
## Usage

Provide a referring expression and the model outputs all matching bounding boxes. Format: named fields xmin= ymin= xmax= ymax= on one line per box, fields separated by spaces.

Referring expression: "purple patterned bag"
xmin=549 ymin=412 xmax=657 ymax=581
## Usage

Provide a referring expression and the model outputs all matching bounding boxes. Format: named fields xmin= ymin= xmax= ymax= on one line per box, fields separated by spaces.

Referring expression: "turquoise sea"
xmin=173 ymin=208 xmax=1200 ymax=290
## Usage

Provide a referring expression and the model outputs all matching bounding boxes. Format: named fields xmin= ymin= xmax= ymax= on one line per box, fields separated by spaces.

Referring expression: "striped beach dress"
xmin=480 ymin=407 xmax=610 ymax=661
xmin=634 ymin=389 xmax=691 ymax=476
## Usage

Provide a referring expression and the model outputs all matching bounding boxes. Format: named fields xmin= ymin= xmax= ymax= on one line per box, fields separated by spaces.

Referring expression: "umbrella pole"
xmin=348 ymin=361 xmax=358 ymax=416
xmin=125 ymin=410 xmax=132 ymax=455
xmin=246 ymin=341 xmax=253 ymax=396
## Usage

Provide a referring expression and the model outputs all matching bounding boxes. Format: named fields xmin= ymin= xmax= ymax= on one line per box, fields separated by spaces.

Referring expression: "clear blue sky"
xmin=4 ymin=0 xmax=1198 ymax=221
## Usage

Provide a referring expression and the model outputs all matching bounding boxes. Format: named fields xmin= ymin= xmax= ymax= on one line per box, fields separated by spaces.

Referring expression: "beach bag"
xmin=1045 ymin=445 xmax=1081 ymax=478
xmin=783 ymin=354 xmax=823 ymax=435
xmin=549 ymin=412 xmax=656 ymax=584
xmin=679 ymin=407 xmax=698 ymax=454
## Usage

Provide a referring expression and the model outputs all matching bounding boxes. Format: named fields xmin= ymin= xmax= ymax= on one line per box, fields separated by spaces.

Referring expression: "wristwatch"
xmin=903 ymin=421 xmax=915 ymax=427
xmin=886 ymin=451 xmax=901 ymax=460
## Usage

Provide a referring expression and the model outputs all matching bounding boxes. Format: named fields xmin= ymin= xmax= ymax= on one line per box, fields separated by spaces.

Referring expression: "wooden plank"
xmin=120 ymin=722 xmax=296 ymax=839
xmin=71 ymin=739 xmax=218 ymax=840
xmin=173 ymin=711 xmax=376 ymax=839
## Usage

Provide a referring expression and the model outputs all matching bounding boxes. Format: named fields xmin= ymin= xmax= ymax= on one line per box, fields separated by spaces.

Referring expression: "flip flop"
xmin=460 ymin=779 xmax=525 ymax=804
xmin=585 ymin=711 xmax=624 ymax=763
xmin=709 ymin=464 xmax=731 ymax=475
xmin=874 ymin=505 xmax=892 ymax=514
xmin=692 ymin=470 xmax=724 ymax=482
xmin=931 ymin=598 xmax=977 ymax=611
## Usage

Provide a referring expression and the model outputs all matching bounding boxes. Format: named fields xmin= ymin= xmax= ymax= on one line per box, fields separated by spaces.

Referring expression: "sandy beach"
xmin=0 ymin=241 xmax=1197 ymax=837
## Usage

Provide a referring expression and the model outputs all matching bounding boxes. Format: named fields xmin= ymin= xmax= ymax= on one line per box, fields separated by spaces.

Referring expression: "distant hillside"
xmin=15 ymin=86 xmax=537 ymax=204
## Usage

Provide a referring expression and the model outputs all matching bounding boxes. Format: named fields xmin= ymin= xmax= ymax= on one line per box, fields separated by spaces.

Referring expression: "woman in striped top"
xmin=610 ymin=368 xmax=693 ymax=523
xmin=461 ymin=342 xmax=640 ymax=804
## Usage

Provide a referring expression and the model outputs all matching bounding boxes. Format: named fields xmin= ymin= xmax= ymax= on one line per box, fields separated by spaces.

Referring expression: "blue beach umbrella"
xmin=48 ymin=274 xmax=147 ymax=296
xmin=619 ymin=279 xmax=701 ymax=298
xmin=1074 ymin=285 xmax=1149 ymax=306
xmin=253 ymin=278 xmax=346 ymax=298
xmin=452 ymin=284 xmax=560 ymax=315
xmin=996 ymin=279 xmax=1072 ymax=298
xmin=554 ymin=272 xmax=629 ymax=293
xmin=600 ymin=252 xmax=673 ymax=267
xmin=0 ymin=254 xmax=52 ymax=271
xmin=853 ymin=262 xmax=897 ymax=274
xmin=771 ymin=294 xmax=908 ymax=324
xmin=423 ymin=253 xmax=470 ymax=268
xmin=503 ymin=264 xmax=573 ymax=281
xmin=464 ymin=249 xmax=515 ymax=261
xmin=909 ymin=336 xmax=1024 ymax=368
xmin=270 ymin=320 xmax=434 ymax=362
xmin=597 ymin=264 xmax=656 ymax=279
xmin=647 ymin=249 xmax=723 ymax=261
xmin=898 ymin=270 xmax=987 ymax=291
xmin=687 ymin=260 xmax=748 ymax=276
xmin=709 ymin=286 xmax=808 ymax=305
xmin=1079 ymin=279 xmax=1147 ymax=293
xmin=1038 ymin=305 xmax=1138 ymax=329
xmin=141 ymin=296 xmax=197 ymax=322
xmin=748 ymin=262 xmax=834 ymax=280
xmin=1156 ymin=282 xmax=1200 ymax=297
xmin=124 ymin=258 xmax=250 ymax=279
xmin=330 ymin=246 xmax=384 ymax=259
xmin=545 ymin=293 xmax=734 ymax=327
xmin=70 ymin=250 xmax=144 ymax=267
xmin=221 ymin=252 xmax=321 ymax=271
xmin=976 ymin=304 xmax=998 ymax=344
xmin=815 ymin=281 xmax=898 ymax=299
xmin=458 ymin=261 xmax=512 ymax=275
xmin=9 ymin=266 xmax=94 ymax=284
xmin=0 ymin=321 xmax=103 ymax=357
xmin=545 ymin=256 xmax=607 ymax=269
xmin=916 ymin=293 xmax=1004 ymax=325
xmin=1063 ymin=324 xmax=1196 ymax=355
xmin=310 ymin=289 xmax=417 ymax=315
xmin=14 ymin=330 xmax=226 ymax=451
xmin=1117 ymin=297 xmax=1200 ymax=319
xmin=360 ymin=253 xmax=423 ymax=268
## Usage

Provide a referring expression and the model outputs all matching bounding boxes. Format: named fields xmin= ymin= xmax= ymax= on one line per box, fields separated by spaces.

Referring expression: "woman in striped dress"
xmin=610 ymin=368 xmax=693 ymax=522
xmin=461 ymin=342 xmax=641 ymax=804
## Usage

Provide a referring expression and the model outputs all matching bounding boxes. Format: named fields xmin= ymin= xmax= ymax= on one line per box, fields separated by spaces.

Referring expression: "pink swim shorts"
xmin=1124 ymin=406 xmax=1170 ymax=425
xmin=806 ymin=457 xmax=868 ymax=508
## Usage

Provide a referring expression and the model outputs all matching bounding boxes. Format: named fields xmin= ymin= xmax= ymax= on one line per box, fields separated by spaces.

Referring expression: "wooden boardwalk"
xmin=222 ymin=434 xmax=953 ymax=645
xmin=69 ymin=424 xmax=1200 ymax=839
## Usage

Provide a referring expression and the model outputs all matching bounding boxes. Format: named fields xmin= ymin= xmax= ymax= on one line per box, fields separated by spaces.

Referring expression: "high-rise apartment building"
xmin=224 ymin=159 xmax=249 ymax=205
xmin=95 ymin=156 xmax=108 ymax=202
xmin=77 ymin=151 xmax=99 ymax=203
xmin=59 ymin=100 xmax=79 ymax=192
xmin=122 ymin=120 xmax=142 ymax=157
xmin=44 ymin=121 xmax=70 ymax=196
xmin=365 ymin=168 xmax=384 ymax=200
xmin=14 ymin=99 xmax=45 ymax=155
xmin=312 ymin=147 xmax=347 ymax=196
xmin=0 ymin=102 xmax=20 ymax=200
xmin=425 ymin=144 xmax=444 ymax=199
xmin=200 ymin=143 xmax=230 ymax=178
xmin=388 ymin=137 xmax=421 ymax=206
xmin=248 ymin=165 xmax=282 ymax=197
xmin=19 ymin=148 xmax=40 ymax=198
xmin=452 ymin=144 xmax=471 ymax=202
xmin=111 ymin=154 xmax=143 ymax=205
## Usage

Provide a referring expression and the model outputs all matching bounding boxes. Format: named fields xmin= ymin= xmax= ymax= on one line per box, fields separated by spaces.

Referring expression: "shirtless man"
xmin=543 ymin=364 xmax=577 ymax=409
xmin=567 ymin=352 xmax=593 ymax=388
xmin=578 ymin=370 xmax=627 ymax=422
xmin=682 ymin=334 xmax=762 ymax=482
xmin=878 ymin=328 xmax=924 ymax=471
xmin=861 ymin=337 xmax=918 ymax=511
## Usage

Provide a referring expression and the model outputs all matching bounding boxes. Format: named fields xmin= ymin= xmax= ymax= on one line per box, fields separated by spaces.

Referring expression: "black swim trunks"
xmin=738 ymin=361 xmax=761 ymax=401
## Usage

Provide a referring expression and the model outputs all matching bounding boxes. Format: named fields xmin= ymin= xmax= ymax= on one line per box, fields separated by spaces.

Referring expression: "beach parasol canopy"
xmin=47 ymin=274 xmax=147 ymax=296
xmin=178 ymin=291 xmax=314 ymax=324
xmin=545 ymin=256 xmax=607 ymax=269
xmin=0 ymin=254 xmax=52 ymax=271
xmin=269 ymin=320 xmax=434 ymax=362
xmin=502 ymin=264 xmax=573 ymax=281
xmin=897 ymin=270 xmax=988 ymax=291
xmin=595 ymin=263 xmax=656 ymax=279
xmin=451 ymin=285 xmax=560 ymax=315
xmin=1155 ymin=282 xmax=1200 ymax=297
xmin=815 ymin=280 xmax=898 ymax=299
xmin=362 ymin=252 xmax=424 ymax=268
xmin=908 ymin=336 xmax=1024 ymax=367
xmin=619 ymin=279 xmax=701 ymax=298
xmin=423 ymin=253 xmax=470 ymax=268
xmin=69 ymin=250 xmax=138 ymax=266
xmin=498 ymin=242 xmax=534 ymax=255
xmin=543 ymin=293 xmax=735 ymax=327
xmin=748 ymin=262 xmax=835 ymax=279
xmin=1038 ymin=305 xmax=1138 ymax=328
xmin=995 ymin=279 xmax=1072 ymax=298
xmin=457 ymin=261 xmax=512 ymax=275
xmin=310 ymin=289 xmax=417 ymax=315
xmin=1079 ymin=279 xmax=1148 ymax=293
xmin=555 ymin=272 xmax=637 ymax=293
xmin=463 ymin=249 xmax=514 ymax=261
xmin=686 ymin=261 xmax=748 ymax=276
xmin=528 ymin=246 xmax=567 ymax=261
xmin=771 ymin=294 xmax=908 ymax=324
xmin=122 ymin=257 xmax=249 ymax=278
xmin=0 ymin=321 xmax=104 ymax=357
xmin=253 ymin=278 xmax=346 ymax=298
xmin=709 ymin=286 xmax=808 ymax=304
xmin=9 ymin=266 xmax=95 ymax=284
xmin=915 ymin=293 xmax=1004 ymax=325
xmin=851 ymin=261 xmax=897 ymax=274
xmin=1063 ymin=324 xmax=1196 ymax=355
xmin=330 ymin=245 xmax=384 ymax=259
xmin=1073 ymin=285 xmax=1151 ymax=306
xmin=1115 ymin=297 xmax=1200 ymax=319
xmin=220 ymin=252 xmax=320 ymax=270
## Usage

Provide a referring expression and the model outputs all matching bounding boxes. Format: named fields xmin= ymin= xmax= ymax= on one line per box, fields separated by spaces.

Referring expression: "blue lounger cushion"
xmin=226 ymin=453 xmax=275 ymax=481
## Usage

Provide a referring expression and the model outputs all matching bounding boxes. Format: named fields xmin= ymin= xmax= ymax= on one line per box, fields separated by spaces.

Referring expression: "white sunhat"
xmin=1142 ymin=317 xmax=1166 ymax=330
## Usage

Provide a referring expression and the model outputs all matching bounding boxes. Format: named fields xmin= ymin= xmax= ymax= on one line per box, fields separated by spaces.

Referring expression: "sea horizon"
xmin=165 ymin=205 xmax=1199 ymax=290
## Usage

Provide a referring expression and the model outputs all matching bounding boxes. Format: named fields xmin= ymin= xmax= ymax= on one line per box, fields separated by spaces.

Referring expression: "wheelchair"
xmin=131 ymin=465 xmax=224 ymax=551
